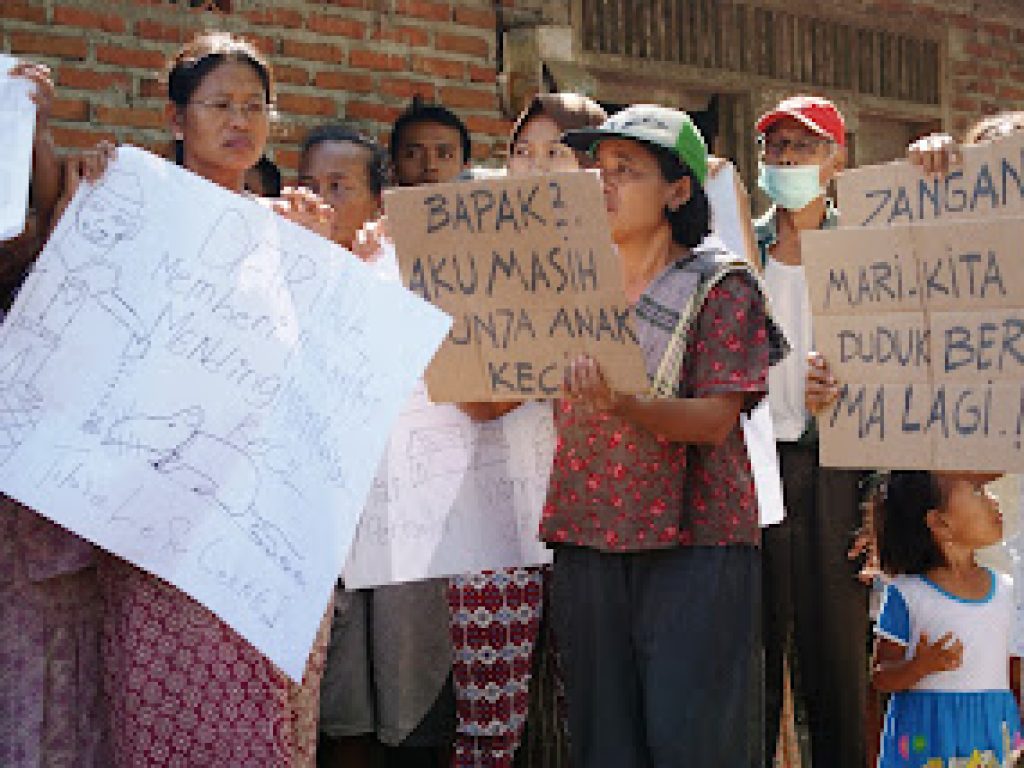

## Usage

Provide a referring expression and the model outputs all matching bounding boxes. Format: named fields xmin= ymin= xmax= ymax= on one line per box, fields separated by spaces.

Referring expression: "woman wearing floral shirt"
xmin=545 ymin=104 xmax=785 ymax=767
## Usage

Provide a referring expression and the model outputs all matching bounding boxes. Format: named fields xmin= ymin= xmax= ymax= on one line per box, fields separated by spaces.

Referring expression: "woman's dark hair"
xmin=167 ymin=32 xmax=273 ymax=165
xmin=874 ymin=470 xmax=947 ymax=576
xmin=389 ymin=96 xmax=471 ymax=165
xmin=300 ymin=123 xmax=393 ymax=197
xmin=646 ymin=143 xmax=711 ymax=249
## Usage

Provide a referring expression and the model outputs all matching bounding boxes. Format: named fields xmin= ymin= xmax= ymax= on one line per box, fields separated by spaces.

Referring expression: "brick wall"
xmin=3 ymin=0 xmax=1024 ymax=177
xmin=1 ymin=0 xmax=513 ymax=175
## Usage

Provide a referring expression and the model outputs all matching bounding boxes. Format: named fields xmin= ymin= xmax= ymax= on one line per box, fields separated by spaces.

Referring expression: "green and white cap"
xmin=562 ymin=104 xmax=708 ymax=185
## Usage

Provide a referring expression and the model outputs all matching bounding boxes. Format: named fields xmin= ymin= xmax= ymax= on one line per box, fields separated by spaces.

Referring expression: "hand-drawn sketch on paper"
xmin=0 ymin=147 xmax=451 ymax=679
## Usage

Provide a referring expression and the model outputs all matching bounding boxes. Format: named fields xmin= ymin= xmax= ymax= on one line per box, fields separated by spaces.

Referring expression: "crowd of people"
xmin=1 ymin=29 xmax=1023 ymax=768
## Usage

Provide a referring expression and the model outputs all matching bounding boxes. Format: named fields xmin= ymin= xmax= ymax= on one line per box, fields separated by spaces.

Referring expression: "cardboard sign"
xmin=384 ymin=171 xmax=649 ymax=402
xmin=803 ymin=218 xmax=1024 ymax=471
xmin=838 ymin=130 xmax=1024 ymax=228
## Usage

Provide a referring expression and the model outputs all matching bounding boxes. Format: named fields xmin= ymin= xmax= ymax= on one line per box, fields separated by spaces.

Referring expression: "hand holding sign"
xmin=385 ymin=171 xmax=649 ymax=402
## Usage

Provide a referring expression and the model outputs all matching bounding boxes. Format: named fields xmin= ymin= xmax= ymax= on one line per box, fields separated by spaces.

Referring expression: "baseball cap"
xmin=756 ymin=95 xmax=846 ymax=146
xmin=562 ymin=104 xmax=709 ymax=185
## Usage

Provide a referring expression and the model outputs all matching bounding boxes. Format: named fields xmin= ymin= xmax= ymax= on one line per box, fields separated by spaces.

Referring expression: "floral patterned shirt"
xmin=540 ymin=271 xmax=770 ymax=551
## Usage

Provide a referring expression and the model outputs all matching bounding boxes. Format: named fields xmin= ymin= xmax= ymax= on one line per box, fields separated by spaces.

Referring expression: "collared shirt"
xmin=755 ymin=202 xmax=839 ymax=442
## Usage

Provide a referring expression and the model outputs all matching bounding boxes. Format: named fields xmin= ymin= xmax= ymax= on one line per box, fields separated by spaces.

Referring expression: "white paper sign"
xmin=0 ymin=54 xmax=37 ymax=241
xmin=0 ymin=147 xmax=451 ymax=679
xmin=344 ymin=387 xmax=555 ymax=588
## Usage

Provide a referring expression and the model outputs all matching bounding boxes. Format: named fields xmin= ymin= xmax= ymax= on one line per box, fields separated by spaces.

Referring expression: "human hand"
xmin=9 ymin=60 xmax=54 ymax=136
xmin=805 ymin=352 xmax=840 ymax=415
xmin=912 ymin=632 xmax=963 ymax=677
xmin=563 ymin=355 xmax=622 ymax=414
xmin=908 ymin=133 xmax=962 ymax=176
xmin=352 ymin=215 xmax=389 ymax=261
xmin=272 ymin=186 xmax=334 ymax=239
xmin=847 ymin=505 xmax=880 ymax=585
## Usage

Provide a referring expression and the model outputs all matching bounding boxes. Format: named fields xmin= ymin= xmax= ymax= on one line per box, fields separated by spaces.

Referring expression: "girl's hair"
xmin=167 ymin=32 xmax=274 ymax=165
xmin=510 ymin=92 xmax=607 ymax=145
xmin=874 ymin=470 xmax=946 ymax=575
xmin=646 ymin=144 xmax=712 ymax=249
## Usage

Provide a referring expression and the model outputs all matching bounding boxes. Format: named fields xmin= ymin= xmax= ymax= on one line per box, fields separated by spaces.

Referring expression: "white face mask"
xmin=757 ymin=163 xmax=824 ymax=211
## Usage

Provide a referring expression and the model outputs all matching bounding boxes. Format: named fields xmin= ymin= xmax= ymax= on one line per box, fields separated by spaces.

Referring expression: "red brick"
xmin=454 ymin=6 xmax=495 ymax=29
xmin=94 ymin=105 xmax=167 ymax=130
xmin=315 ymin=70 xmax=375 ymax=93
xmin=50 ymin=96 xmax=89 ymax=121
xmin=438 ymin=85 xmax=495 ymax=109
xmin=410 ymin=55 xmax=465 ymax=79
xmin=979 ymin=65 xmax=1004 ymax=81
xmin=435 ymin=32 xmax=489 ymax=57
xmin=266 ymin=63 xmax=304 ymax=86
xmin=997 ymin=85 xmax=1024 ymax=102
xmin=464 ymin=114 xmax=510 ymax=136
xmin=10 ymin=32 xmax=88 ymax=60
xmin=308 ymin=14 xmax=367 ymax=39
xmin=50 ymin=125 xmax=117 ymax=149
xmin=952 ymin=61 xmax=977 ymax=78
xmin=964 ymin=42 xmax=994 ymax=59
xmin=372 ymin=24 xmax=431 ymax=47
xmin=349 ymin=49 xmax=407 ymax=72
xmin=134 ymin=19 xmax=191 ymax=43
xmin=242 ymin=8 xmax=304 ymax=28
xmin=346 ymin=100 xmax=401 ymax=123
xmin=469 ymin=65 xmax=497 ymax=84
xmin=281 ymin=39 xmax=345 ymax=65
xmin=52 ymin=5 xmax=126 ymax=34
xmin=140 ymin=78 xmax=164 ymax=99
xmin=96 ymin=45 xmax=167 ymax=70
xmin=276 ymin=91 xmax=338 ymax=118
xmin=58 ymin=66 xmax=131 ymax=92
xmin=2 ymin=1 xmax=47 ymax=23
xmin=976 ymin=79 xmax=997 ymax=96
xmin=380 ymin=78 xmax=436 ymax=100
xmin=987 ymin=23 xmax=1012 ymax=41
xmin=952 ymin=97 xmax=980 ymax=113
xmin=396 ymin=0 xmax=451 ymax=22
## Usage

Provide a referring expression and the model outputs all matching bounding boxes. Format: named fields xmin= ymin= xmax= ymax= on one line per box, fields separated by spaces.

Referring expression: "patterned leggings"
xmin=447 ymin=566 xmax=545 ymax=768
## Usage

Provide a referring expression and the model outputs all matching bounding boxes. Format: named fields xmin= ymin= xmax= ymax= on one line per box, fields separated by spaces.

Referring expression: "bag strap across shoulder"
xmin=649 ymin=254 xmax=754 ymax=399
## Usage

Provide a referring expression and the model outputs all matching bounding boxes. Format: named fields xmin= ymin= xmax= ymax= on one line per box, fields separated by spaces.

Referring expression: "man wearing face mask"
xmin=754 ymin=96 xmax=869 ymax=768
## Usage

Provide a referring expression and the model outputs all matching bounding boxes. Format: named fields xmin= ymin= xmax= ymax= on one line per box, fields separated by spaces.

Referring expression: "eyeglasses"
xmin=190 ymin=98 xmax=274 ymax=120
xmin=758 ymin=134 xmax=833 ymax=158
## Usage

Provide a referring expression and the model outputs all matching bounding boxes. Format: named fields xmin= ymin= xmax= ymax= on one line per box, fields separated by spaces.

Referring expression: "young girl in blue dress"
xmin=872 ymin=470 xmax=1022 ymax=767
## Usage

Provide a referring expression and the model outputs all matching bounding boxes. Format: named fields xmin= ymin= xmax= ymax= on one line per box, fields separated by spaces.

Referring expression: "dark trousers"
xmin=762 ymin=442 xmax=868 ymax=768
xmin=551 ymin=544 xmax=760 ymax=768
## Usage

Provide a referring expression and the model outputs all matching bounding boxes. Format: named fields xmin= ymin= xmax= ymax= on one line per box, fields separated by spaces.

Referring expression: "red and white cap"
xmin=756 ymin=95 xmax=846 ymax=146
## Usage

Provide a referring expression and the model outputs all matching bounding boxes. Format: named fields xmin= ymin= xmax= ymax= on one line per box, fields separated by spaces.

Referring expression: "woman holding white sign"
xmin=95 ymin=33 xmax=334 ymax=768
xmin=542 ymin=105 xmax=787 ymax=766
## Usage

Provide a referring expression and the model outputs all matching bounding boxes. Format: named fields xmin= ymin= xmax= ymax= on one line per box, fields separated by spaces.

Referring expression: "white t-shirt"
xmin=763 ymin=256 xmax=812 ymax=442
xmin=876 ymin=570 xmax=1013 ymax=692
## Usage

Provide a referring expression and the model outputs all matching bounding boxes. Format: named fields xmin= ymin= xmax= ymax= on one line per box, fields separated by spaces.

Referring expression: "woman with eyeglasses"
xmin=96 ymin=33 xmax=333 ymax=768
